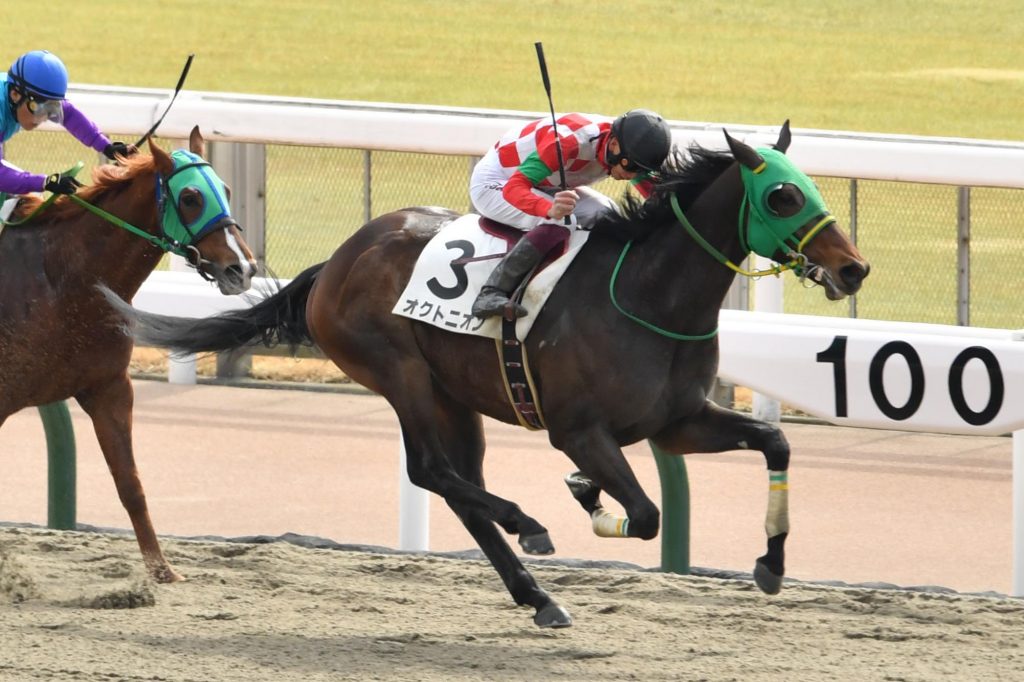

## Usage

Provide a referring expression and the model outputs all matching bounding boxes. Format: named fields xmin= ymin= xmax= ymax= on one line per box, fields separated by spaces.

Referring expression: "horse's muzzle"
xmin=209 ymin=262 xmax=254 ymax=295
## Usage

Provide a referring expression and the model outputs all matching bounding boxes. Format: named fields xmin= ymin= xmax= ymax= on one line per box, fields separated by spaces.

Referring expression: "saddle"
xmin=475 ymin=216 xmax=567 ymax=273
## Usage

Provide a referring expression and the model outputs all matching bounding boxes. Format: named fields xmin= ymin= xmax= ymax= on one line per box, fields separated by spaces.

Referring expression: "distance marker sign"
xmin=717 ymin=311 xmax=1024 ymax=436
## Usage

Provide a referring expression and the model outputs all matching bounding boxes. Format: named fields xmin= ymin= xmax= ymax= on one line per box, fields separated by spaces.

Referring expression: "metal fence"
xmin=7 ymin=127 xmax=1024 ymax=330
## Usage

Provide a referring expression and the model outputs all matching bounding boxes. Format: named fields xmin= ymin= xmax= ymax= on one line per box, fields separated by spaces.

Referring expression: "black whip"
xmin=534 ymin=42 xmax=568 ymax=192
xmin=134 ymin=53 xmax=195 ymax=146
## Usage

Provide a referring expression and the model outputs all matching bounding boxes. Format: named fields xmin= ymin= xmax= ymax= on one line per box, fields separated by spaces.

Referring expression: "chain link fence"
xmin=7 ymin=130 xmax=1024 ymax=329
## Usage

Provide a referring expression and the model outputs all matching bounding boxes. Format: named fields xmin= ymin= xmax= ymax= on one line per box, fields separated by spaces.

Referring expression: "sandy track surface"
xmin=2 ymin=526 xmax=1023 ymax=682
xmin=2 ymin=381 xmax=1015 ymax=596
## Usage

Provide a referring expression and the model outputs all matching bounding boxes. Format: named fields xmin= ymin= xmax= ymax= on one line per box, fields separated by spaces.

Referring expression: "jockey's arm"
xmin=501 ymin=152 xmax=557 ymax=219
xmin=60 ymin=100 xmax=112 ymax=154
xmin=0 ymin=156 xmax=46 ymax=194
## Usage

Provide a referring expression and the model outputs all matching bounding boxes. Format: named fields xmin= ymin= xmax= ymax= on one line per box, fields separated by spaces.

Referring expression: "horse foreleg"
xmin=653 ymin=400 xmax=790 ymax=595
xmin=76 ymin=377 xmax=182 ymax=583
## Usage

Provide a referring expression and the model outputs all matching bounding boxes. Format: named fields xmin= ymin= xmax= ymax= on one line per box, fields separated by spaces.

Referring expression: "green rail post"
xmin=650 ymin=441 xmax=690 ymax=574
xmin=37 ymin=402 xmax=76 ymax=530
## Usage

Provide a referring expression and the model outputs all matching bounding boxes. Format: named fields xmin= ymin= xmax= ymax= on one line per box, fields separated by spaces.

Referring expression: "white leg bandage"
xmin=591 ymin=507 xmax=630 ymax=538
xmin=765 ymin=470 xmax=790 ymax=537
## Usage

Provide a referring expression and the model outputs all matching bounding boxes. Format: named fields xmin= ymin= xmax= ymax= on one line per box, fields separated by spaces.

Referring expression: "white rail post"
xmin=166 ymin=254 xmax=198 ymax=385
xmin=752 ymin=256 xmax=783 ymax=423
xmin=398 ymin=429 xmax=430 ymax=551
xmin=1014 ymin=330 xmax=1024 ymax=596
xmin=1014 ymin=430 xmax=1024 ymax=597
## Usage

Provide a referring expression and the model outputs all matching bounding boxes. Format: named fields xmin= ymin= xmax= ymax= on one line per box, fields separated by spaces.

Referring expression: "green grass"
xmin=6 ymin=1 xmax=1024 ymax=326
xmin=7 ymin=1 xmax=1024 ymax=139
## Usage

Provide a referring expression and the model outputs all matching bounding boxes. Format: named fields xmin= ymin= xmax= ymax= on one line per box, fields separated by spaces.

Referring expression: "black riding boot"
xmin=472 ymin=237 xmax=545 ymax=319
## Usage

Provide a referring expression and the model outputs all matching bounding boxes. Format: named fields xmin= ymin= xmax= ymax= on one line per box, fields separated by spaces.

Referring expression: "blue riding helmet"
xmin=7 ymin=51 xmax=68 ymax=124
xmin=8 ymin=50 xmax=68 ymax=100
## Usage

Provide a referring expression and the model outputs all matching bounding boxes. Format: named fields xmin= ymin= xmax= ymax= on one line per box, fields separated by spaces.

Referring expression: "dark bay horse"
xmin=0 ymin=127 xmax=256 ymax=582
xmin=106 ymin=123 xmax=869 ymax=624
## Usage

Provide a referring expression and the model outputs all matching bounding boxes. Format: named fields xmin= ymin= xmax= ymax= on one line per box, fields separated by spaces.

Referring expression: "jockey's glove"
xmin=44 ymin=172 xmax=83 ymax=195
xmin=103 ymin=141 xmax=137 ymax=160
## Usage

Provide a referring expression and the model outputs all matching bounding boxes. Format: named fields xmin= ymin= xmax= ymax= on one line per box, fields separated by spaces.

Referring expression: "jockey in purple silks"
xmin=0 ymin=50 xmax=135 ymax=200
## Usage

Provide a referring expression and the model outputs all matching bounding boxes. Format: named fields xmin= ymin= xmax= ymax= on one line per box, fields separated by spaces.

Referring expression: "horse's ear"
xmin=149 ymin=138 xmax=174 ymax=175
xmin=774 ymin=120 xmax=792 ymax=154
xmin=189 ymin=126 xmax=206 ymax=158
xmin=723 ymin=129 xmax=765 ymax=170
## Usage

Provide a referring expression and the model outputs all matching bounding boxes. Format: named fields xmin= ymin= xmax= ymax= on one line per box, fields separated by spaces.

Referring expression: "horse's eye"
xmin=765 ymin=183 xmax=806 ymax=218
xmin=178 ymin=189 xmax=206 ymax=226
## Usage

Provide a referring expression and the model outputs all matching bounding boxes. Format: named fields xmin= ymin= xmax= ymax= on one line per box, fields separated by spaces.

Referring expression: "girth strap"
xmin=495 ymin=316 xmax=547 ymax=431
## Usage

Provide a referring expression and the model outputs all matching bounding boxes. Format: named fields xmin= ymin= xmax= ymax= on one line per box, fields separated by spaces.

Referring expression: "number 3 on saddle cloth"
xmin=392 ymin=213 xmax=592 ymax=430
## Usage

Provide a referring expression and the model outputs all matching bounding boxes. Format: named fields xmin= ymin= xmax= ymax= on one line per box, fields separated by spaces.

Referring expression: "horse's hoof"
xmin=152 ymin=565 xmax=185 ymax=584
xmin=534 ymin=603 xmax=573 ymax=628
xmin=564 ymin=471 xmax=601 ymax=513
xmin=519 ymin=531 xmax=555 ymax=555
xmin=753 ymin=560 xmax=783 ymax=595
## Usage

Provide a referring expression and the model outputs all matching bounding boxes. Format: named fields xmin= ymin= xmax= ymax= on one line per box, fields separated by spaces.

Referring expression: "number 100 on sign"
xmin=814 ymin=335 xmax=1023 ymax=435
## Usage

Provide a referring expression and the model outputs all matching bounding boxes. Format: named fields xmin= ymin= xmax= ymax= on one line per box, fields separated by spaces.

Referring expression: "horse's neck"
xmin=51 ymin=188 xmax=163 ymax=297
xmin=626 ymin=174 xmax=747 ymax=328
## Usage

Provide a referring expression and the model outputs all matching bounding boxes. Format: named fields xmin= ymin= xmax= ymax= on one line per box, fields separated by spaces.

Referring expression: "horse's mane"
xmin=14 ymin=153 xmax=156 ymax=223
xmin=591 ymin=144 xmax=735 ymax=243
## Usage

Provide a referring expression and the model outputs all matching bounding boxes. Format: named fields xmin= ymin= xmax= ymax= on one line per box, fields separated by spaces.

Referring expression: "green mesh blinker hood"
xmin=739 ymin=148 xmax=833 ymax=259
xmin=157 ymin=149 xmax=233 ymax=248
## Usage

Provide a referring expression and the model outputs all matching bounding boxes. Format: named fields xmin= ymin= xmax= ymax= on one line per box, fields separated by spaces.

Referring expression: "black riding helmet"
xmin=606 ymin=109 xmax=672 ymax=173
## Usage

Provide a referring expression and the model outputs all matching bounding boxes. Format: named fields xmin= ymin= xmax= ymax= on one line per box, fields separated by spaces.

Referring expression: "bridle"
xmin=608 ymin=147 xmax=837 ymax=340
xmin=1 ymin=152 xmax=239 ymax=282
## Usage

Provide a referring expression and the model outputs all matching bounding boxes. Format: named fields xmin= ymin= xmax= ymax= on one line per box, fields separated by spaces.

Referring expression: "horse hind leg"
xmin=426 ymin=393 xmax=571 ymax=627
xmin=76 ymin=378 xmax=182 ymax=583
xmin=653 ymin=400 xmax=790 ymax=595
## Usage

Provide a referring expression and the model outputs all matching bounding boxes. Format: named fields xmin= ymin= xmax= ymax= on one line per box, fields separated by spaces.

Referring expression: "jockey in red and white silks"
xmin=469 ymin=109 xmax=672 ymax=321
xmin=470 ymin=112 xmax=656 ymax=231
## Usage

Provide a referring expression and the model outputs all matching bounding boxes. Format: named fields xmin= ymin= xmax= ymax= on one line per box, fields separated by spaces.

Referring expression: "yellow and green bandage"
xmin=765 ymin=470 xmax=790 ymax=538
xmin=591 ymin=507 xmax=630 ymax=538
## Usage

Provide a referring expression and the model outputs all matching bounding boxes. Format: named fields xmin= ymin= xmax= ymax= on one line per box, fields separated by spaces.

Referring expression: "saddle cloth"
xmin=392 ymin=214 xmax=591 ymax=340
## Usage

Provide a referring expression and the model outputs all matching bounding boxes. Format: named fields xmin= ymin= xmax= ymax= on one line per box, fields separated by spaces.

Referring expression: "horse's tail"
xmin=101 ymin=261 xmax=327 ymax=356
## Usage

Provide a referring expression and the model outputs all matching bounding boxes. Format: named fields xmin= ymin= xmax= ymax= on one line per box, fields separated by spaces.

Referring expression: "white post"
xmin=398 ymin=430 xmax=430 ymax=551
xmin=1014 ymin=431 xmax=1024 ymax=597
xmin=166 ymin=254 xmax=198 ymax=385
xmin=752 ymin=256 xmax=783 ymax=423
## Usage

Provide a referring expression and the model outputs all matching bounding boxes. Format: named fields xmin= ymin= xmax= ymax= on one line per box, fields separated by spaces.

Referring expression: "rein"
xmin=608 ymin=240 xmax=719 ymax=342
xmin=670 ymin=193 xmax=834 ymax=278
xmin=69 ymin=193 xmax=187 ymax=255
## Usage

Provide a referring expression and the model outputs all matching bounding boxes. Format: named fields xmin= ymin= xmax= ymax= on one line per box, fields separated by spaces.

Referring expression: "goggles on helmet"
xmin=23 ymin=94 xmax=63 ymax=124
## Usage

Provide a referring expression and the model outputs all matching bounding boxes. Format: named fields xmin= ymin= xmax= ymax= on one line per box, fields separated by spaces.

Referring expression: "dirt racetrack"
xmin=2 ymin=526 xmax=1024 ymax=682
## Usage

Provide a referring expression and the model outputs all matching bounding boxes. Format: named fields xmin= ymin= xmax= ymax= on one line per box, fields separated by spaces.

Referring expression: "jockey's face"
xmin=10 ymin=90 xmax=42 ymax=131
xmin=606 ymin=137 xmax=640 ymax=181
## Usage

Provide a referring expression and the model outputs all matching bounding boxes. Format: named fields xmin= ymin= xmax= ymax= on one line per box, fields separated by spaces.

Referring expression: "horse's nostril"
xmin=840 ymin=262 xmax=868 ymax=289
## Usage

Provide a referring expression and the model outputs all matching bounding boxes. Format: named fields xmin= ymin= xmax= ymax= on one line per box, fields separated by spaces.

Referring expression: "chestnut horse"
xmin=106 ymin=124 xmax=869 ymax=624
xmin=0 ymin=127 xmax=256 ymax=582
